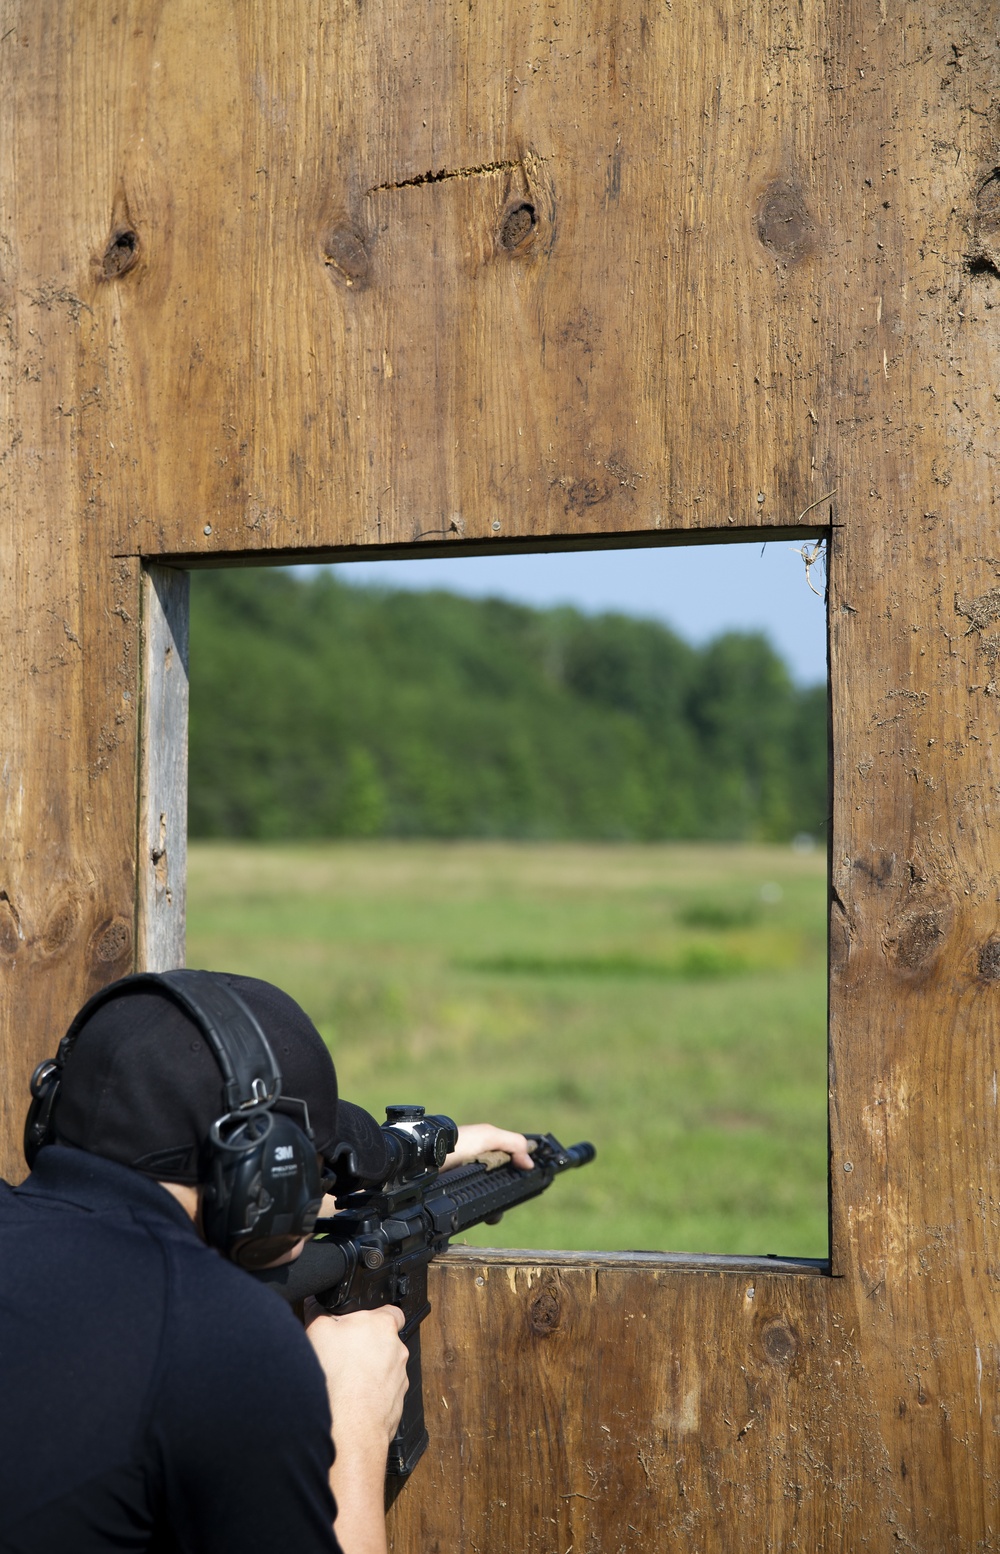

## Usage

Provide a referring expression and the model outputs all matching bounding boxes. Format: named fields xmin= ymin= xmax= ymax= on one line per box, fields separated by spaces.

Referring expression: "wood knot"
xmin=498 ymin=201 xmax=536 ymax=251
xmin=886 ymin=908 xmax=947 ymax=974
xmin=0 ymin=892 xmax=22 ymax=957
xmin=39 ymin=896 xmax=80 ymax=957
xmin=756 ymin=179 xmax=815 ymax=262
xmin=100 ymin=228 xmax=140 ymax=279
xmin=528 ymin=1284 xmax=561 ymax=1334
xmin=322 ymin=226 xmax=370 ymax=289
xmin=760 ymin=1317 xmax=799 ymax=1368
xmin=89 ymin=915 xmax=132 ymax=966
xmin=975 ymin=168 xmax=1000 ymax=232
xmin=978 ymin=938 xmax=1000 ymax=982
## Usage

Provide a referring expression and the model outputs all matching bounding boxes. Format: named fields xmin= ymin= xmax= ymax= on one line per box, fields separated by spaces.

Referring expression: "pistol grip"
xmin=386 ymin=1323 xmax=428 ymax=1487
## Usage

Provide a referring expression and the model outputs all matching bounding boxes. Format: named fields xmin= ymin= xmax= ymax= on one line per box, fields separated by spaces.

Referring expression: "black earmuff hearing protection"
xmin=24 ymin=970 xmax=323 ymax=1268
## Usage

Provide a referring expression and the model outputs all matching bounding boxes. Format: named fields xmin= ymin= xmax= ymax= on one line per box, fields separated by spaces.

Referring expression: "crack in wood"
xmin=367 ymin=158 xmax=540 ymax=196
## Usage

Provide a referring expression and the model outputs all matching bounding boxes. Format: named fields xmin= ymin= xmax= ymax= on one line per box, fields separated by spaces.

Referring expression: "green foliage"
xmin=189 ymin=569 xmax=827 ymax=843
xmin=677 ymin=899 xmax=759 ymax=930
xmin=459 ymin=947 xmax=750 ymax=979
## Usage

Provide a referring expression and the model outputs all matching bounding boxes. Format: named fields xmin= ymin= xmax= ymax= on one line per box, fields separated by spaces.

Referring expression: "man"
xmin=0 ymin=970 xmax=531 ymax=1554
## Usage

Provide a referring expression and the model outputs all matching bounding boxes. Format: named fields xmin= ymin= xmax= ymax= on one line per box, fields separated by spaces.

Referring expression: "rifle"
xmin=256 ymin=1105 xmax=595 ymax=1491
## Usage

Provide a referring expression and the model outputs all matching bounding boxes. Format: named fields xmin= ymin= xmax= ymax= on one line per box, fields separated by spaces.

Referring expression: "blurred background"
xmin=185 ymin=539 xmax=829 ymax=1257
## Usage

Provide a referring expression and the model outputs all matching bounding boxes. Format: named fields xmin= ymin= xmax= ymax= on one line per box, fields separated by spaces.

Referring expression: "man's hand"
xmin=305 ymin=1305 xmax=408 ymax=1554
xmin=445 ymin=1122 xmax=535 ymax=1172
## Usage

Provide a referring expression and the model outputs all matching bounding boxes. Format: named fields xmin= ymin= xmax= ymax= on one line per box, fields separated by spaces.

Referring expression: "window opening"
xmin=184 ymin=538 xmax=828 ymax=1259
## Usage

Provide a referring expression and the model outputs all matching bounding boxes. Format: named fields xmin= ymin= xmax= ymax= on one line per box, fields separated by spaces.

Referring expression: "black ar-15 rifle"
xmin=257 ymin=1105 xmax=595 ymax=1487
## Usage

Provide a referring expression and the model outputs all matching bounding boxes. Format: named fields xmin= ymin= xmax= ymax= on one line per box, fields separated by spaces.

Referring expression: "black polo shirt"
xmin=0 ymin=1146 xmax=340 ymax=1553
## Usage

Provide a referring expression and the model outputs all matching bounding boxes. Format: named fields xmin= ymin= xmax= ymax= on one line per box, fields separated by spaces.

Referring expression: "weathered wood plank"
xmin=4 ymin=0 xmax=1000 ymax=1549
xmin=0 ymin=1 xmax=142 ymax=1182
xmin=391 ymin=1236 xmax=996 ymax=1550
xmin=433 ymin=1248 xmax=828 ymax=1274
xmin=67 ymin=0 xmax=847 ymax=559
xmin=138 ymin=565 xmax=189 ymax=973
xmin=391 ymin=1254 xmax=855 ymax=1553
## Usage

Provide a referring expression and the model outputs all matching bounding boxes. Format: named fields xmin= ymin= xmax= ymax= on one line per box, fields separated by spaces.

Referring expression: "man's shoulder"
xmin=166 ymin=1228 xmax=311 ymax=1347
xmin=158 ymin=1232 xmax=327 ymax=1410
xmin=2 ymin=1150 xmax=316 ymax=1381
xmin=154 ymin=1252 xmax=332 ymax=1500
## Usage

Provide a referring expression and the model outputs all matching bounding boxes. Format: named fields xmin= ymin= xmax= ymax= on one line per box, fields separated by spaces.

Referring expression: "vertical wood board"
xmin=0 ymin=0 xmax=144 ymax=1180
xmin=137 ymin=564 xmax=189 ymax=973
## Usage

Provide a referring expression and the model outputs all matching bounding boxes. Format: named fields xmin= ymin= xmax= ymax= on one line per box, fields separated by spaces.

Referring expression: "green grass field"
xmin=187 ymin=841 xmax=828 ymax=1258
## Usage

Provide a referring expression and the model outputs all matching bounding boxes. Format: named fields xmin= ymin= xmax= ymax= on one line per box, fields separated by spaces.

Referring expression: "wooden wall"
xmin=3 ymin=1 xmax=999 ymax=1546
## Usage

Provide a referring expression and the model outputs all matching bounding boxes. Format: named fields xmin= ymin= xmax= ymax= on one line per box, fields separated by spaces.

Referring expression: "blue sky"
xmin=321 ymin=538 xmax=826 ymax=685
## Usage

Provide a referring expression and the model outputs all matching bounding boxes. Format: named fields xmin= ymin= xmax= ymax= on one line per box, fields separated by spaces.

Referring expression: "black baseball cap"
xmin=52 ymin=971 xmax=390 ymax=1186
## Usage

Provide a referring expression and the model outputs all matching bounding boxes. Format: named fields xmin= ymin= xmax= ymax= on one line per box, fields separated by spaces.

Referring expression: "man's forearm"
xmin=305 ymin=1306 xmax=408 ymax=1554
xmin=330 ymin=1434 xmax=390 ymax=1554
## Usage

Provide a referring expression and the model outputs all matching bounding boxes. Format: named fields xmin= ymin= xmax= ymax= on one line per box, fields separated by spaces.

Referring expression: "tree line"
xmin=188 ymin=568 xmax=827 ymax=843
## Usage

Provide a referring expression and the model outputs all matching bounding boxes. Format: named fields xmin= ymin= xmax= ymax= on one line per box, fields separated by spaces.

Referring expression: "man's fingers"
xmin=446 ymin=1123 xmax=536 ymax=1171
xmin=323 ymin=1304 xmax=405 ymax=1337
xmin=327 ymin=1305 xmax=404 ymax=1333
xmin=306 ymin=1304 xmax=411 ymax=1446
xmin=382 ymin=1303 xmax=405 ymax=1334
xmin=489 ymin=1129 xmax=536 ymax=1166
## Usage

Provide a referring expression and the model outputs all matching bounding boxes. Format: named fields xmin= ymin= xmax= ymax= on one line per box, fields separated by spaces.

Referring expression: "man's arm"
xmin=305 ymin=1304 xmax=409 ymax=1554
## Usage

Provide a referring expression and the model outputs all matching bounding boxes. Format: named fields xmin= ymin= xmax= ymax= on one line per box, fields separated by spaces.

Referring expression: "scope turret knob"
xmin=432 ymin=1130 xmax=450 ymax=1166
xmin=386 ymin=1105 xmax=425 ymax=1122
